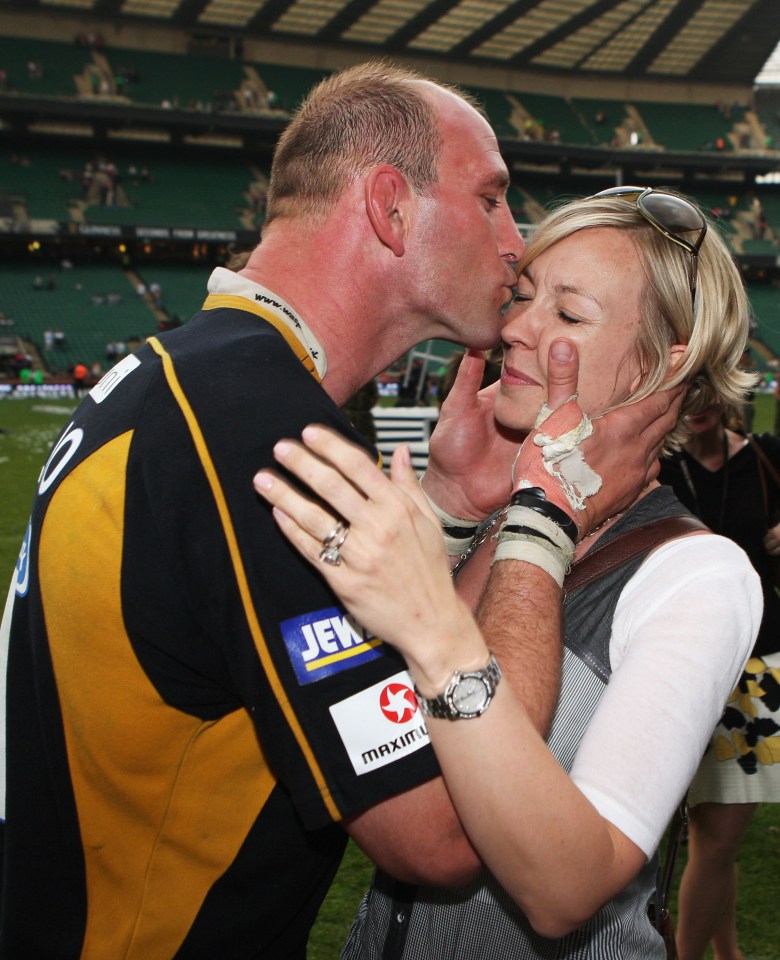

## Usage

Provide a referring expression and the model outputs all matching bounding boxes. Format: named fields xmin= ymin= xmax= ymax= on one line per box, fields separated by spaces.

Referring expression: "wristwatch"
xmin=415 ymin=652 xmax=502 ymax=720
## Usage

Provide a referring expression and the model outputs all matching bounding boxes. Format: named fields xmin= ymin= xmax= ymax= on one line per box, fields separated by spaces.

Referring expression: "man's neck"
xmin=238 ymin=234 xmax=425 ymax=406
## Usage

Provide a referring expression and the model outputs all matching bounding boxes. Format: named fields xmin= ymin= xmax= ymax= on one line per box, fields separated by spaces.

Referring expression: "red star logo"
xmin=379 ymin=683 xmax=418 ymax=724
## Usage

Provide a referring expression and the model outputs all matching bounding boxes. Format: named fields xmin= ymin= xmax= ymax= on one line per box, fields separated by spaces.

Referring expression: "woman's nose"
xmin=501 ymin=298 xmax=541 ymax=348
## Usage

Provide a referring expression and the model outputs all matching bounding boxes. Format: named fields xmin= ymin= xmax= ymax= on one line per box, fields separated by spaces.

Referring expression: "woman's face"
xmin=686 ymin=405 xmax=723 ymax=435
xmin=494 ymin=226 xmax=646 ymax=432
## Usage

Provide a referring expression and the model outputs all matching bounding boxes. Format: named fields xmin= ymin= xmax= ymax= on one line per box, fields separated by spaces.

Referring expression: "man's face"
xmin=410 ymin=88 xmax=523 ymax=350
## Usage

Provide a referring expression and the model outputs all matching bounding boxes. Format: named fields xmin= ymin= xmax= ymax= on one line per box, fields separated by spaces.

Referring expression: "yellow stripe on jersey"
xmin=147 ymin=336 xmax=341 ymax=821
xmin=201 ymin=293 xmax=321 ymax=381
xmin=306 ymin=638 xmax=384 ymax=672
xmin=40 ymin=433 xmax=276 ymax=960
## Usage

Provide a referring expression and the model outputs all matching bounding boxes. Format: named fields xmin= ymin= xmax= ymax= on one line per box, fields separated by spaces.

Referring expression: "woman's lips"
xmin=501 ymin=364 xmax=541 ymax=387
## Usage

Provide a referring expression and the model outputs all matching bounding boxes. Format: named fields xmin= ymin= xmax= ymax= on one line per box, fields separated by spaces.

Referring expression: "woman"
xmin=254 ymin=188 xmax=762 ymax=958
xmin=660 ymin=404 xmax=780 ymax=960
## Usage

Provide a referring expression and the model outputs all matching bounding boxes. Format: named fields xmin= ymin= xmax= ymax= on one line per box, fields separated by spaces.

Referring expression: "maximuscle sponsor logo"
xmin=280 ymin=606 xmax=383 ymax=684
xmin=330 ymin=672 xmax=430 ymax=775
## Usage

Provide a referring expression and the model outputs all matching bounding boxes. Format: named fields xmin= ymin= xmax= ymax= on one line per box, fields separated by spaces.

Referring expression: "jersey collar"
xmin=205 ymin=267 xmax=327 ymax=381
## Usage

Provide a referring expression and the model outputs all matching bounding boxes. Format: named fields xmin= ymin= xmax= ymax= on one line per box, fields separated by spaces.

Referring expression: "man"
xmin=0 ymin=62 xmax=676 ymax=958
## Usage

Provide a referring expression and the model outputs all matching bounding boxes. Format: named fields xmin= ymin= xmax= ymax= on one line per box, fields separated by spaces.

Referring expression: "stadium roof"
xmin=19 ymin=0 xmax=780 ymax=87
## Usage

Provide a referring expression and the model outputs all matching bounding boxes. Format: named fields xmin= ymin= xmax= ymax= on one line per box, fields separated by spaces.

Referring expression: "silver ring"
xmin=320 ymin=545 xmax=342 ymax=565
xmin=320 ymin=522 xmax=349 ymax=565
xmin=321 ymin=521 xmax=349 ymax=550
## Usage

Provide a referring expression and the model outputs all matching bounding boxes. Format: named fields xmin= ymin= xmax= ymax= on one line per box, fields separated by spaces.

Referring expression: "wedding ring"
xmin=320 ymin=522 xmax=349 ymax=565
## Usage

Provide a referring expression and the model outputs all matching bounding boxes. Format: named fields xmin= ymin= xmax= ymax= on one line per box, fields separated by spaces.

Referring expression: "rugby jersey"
xmin=0 ymin=296 xmax=439 ymax=959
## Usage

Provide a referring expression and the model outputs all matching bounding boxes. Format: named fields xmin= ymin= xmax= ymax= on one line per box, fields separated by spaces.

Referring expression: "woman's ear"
xmin=668 ymin=343 xmax=687 ymax=372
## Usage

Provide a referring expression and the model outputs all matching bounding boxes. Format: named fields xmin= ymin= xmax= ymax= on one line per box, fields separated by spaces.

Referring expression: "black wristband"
xmin=500 ymin=524 xmax=557 ymax=548
xmin=509 ymin=487 xmax=578 ymax=544
xmin=442 ymin=523 xmax=479 ymax=540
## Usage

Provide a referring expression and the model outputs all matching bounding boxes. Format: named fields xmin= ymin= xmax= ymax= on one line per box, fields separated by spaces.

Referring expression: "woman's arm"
xmin=254 ymin=432 xmax=761 ymax=934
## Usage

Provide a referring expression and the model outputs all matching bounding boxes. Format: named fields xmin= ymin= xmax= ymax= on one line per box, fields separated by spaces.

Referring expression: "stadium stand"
xmin=1 ymin=142 xmax=261 ymax=231
xmin=509 ymin=91 xmax=591 ymax=145
xmin=247 ymin=63 xmax=329 ymax=114
xmin=0 ymin=36 xmax=90 ymax=97
xmin=633 ymin=101 xmax=743 ymax=153
xmin=1 ymin=145 xmax=88 ymax=223
xmin=79 ymin=156 xmax=253 ymax=231
xmin=133 ymin=263 xmax=213 ymax=322
xmin=97 ymin=46 xmax=247 ymax=108
xmin=746 ymin=283 xmax=780 ymax=359
xmin=0 ymin=261 xmax=157 ymax=374
xmin=569 ymin=98 xmax=630 ymax=146
xmin=463 ymin=85 xmax=519 ymax=139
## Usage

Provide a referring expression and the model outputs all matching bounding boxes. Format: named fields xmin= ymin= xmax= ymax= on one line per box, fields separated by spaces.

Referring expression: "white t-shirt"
xmin=571 ymin=533 xmax=761 ymax=856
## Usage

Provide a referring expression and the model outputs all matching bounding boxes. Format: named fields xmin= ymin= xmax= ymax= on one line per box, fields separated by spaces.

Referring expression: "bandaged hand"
xmin=512 ymin=393 xmax=602 ymax=520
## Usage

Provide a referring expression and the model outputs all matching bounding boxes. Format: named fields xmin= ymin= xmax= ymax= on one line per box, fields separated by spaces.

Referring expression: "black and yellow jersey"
xmin=0 ymin=300 xmax=439 ymax=959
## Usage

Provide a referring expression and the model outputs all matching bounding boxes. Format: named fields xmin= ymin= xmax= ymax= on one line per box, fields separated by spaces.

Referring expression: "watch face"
xmin=451 ymin=676 xmax=489 ymax=715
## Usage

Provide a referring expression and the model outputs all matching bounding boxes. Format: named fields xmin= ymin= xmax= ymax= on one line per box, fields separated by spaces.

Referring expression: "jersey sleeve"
xmin=569 ymin=534 xmax=761 ymax=856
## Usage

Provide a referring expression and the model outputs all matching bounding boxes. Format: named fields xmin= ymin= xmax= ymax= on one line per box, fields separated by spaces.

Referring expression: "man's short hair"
xmin=264 ymin=60 xmax=479 ymax=226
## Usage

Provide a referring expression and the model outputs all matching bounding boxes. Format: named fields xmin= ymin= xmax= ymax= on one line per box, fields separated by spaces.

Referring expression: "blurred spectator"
xmin=73 ymin=362 xmax=88 ymax=397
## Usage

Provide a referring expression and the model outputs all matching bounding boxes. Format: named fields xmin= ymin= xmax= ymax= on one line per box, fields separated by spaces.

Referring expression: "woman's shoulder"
xmin=623 ymin=532 xmax=758 ymax=602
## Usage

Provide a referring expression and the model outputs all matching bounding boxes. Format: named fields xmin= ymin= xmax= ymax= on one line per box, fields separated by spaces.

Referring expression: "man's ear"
xmin=365 ymin=165 xmax=409 ymax=258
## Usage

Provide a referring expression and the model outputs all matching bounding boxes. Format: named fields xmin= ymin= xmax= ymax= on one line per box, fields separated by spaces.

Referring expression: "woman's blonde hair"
xmin=522 ymin=190 xmax=757 ymax=451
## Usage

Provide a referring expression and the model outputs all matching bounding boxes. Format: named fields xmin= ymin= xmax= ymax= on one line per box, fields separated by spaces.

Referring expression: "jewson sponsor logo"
xmin=281 ymin=606 xmax=383 ymax=684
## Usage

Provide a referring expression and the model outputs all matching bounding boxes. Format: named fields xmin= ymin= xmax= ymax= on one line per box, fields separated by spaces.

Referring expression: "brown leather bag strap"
xmin=564 ymin=515 xmax=709 ymax=595
xmin=747 ymin=434 xmax=780 ymax=523
xmin=748 ymin=433 xmax=780 ymax=488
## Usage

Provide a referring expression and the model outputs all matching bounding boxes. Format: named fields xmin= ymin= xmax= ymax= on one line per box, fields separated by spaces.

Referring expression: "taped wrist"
xmin=421 ymin=484 xmax=480 ymax=557
xmin=508 ymin=486 xmax=578 ymax=544
xmin=492 ymin=502 xmax=575 ymax=587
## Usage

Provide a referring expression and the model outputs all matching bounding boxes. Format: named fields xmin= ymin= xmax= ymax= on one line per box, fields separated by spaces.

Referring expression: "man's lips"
xmin=501 ymin=364 xmax=541 ymax=387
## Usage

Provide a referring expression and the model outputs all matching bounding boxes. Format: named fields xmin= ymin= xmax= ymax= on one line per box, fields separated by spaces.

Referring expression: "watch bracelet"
xmin=415 ymin=652 xmax=502 ymax=720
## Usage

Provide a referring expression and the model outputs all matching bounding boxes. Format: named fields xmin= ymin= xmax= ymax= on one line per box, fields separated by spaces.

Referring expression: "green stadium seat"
xmin=0 ymin=262 xmax=157 ymax=374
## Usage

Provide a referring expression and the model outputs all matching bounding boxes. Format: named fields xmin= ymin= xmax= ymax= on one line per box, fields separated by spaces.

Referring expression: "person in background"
xmin=72 ymin=361 xmax=88 ymax=397
xmin=660 ymin=404 xmax=780 ymax=960
xmin=254 ymin=187 xmax=761 ymax=958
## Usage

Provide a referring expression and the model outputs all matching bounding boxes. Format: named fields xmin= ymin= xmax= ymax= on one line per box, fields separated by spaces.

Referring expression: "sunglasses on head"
xmin=588 ymin=186 xmax=707 ymax=311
